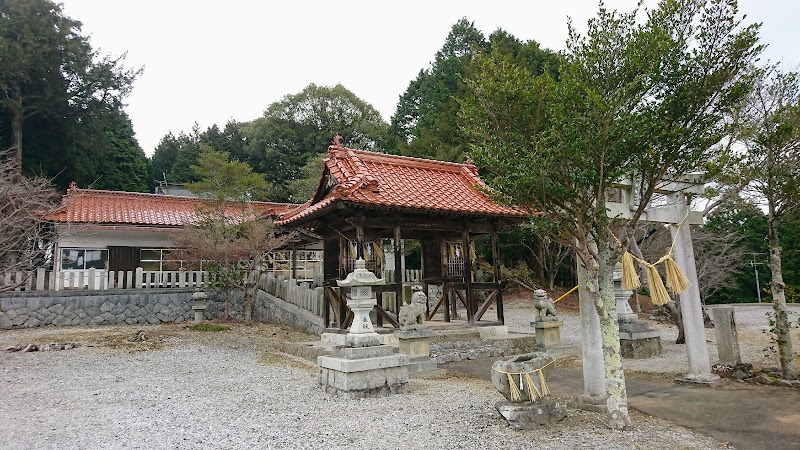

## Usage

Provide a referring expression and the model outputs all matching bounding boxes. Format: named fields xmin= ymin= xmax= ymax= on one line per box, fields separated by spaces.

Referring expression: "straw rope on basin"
xmin=490 ymin=353 xmax=557 ymax=403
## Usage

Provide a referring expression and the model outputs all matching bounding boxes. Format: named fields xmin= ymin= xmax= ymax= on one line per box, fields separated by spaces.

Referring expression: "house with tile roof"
xmin=275 ymin=138 xmax=527 ymax=328
xmin=43 ymin=183 xmax=300 ymax=287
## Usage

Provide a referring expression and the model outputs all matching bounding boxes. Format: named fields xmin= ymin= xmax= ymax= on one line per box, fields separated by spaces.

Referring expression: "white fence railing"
xmin=1 ymin=268 xmax=209 ymax=292
xmin=257 ymin=272 xmax=324 ymax=317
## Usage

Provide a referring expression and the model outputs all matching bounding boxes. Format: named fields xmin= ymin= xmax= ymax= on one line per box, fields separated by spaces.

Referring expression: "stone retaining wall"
xmin=0 ymin=288 xmax=323 ymax=333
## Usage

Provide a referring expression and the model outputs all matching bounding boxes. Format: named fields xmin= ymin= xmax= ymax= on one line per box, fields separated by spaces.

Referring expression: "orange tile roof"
xmin=276 ymin=145 xmax=526 ymax=226
xmin=44 ymin=186 xmax=298 ymax=227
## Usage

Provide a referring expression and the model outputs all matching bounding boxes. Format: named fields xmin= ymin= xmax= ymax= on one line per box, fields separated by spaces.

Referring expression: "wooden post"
xmin=492 ymin=230 xmax=504 ymax=323
xmin=440 ymin=238 xmax=451 ymax=322
xmin=355 ymin=223 xmax=365 ymax=260
xmin=291 ymin=244 xmax=298 ymax=280
xmin=134 ymin=268 xmax=142 ymax=289
xmin=394 ymin=226 xmax=403 ymax=315
xmin=463 ymin=230 xmax=475 ymax=324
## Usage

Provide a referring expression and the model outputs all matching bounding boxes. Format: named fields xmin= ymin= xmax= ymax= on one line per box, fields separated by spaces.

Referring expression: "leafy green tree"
xmin=69 ymin=109 xmax=149 ymax=192
xmin=387 ymin=19 xmax=559 ymax=162
xmin=460 ymin=0 xmax=761 ymax=427
xmin=242 ymin=83 xmax=387 ymax=201
xmin=737 ymin=67 xmax=800 ymax=379
xmin=0 ymin=0 xmax=143 ymax=191
xmin=0 ymin=0 xmax=139 ymax=166
xmin=286 ymin=152 xmax=327 ymax=203
xmin=704 ymin=201 xmax=770 ymax=303
xmin=148 ymin=125 xmax=203 ymax=187
xmin=187 ymin=147 xmax=269 ymax=208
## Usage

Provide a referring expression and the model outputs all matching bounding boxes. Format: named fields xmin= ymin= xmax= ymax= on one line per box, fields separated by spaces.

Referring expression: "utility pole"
xmin=750 ymin=253 xmax=764 ymax=303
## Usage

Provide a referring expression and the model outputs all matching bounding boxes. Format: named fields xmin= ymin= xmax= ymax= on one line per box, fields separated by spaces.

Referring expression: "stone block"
xmin=53 ymin=315 xmax=71 ymax=326
xmin=23 ymin=317 xmax=41 ymax=328
xmin=496 ymin=400 xmax=567 ymax=429
xmin=534 ymin=320 xmax=563 ymax=349
xmin=479 ymin=326 xmax=509 ymax=339
xmin=712 ymin=306 xmax=741 ymax=366
xmin=317 ymin=354 xmax=408 ymax=373
xmin=620 ymin=336 xmax=663 ymax=359
xmin=331 ymin=345 xmax=394 ymax=359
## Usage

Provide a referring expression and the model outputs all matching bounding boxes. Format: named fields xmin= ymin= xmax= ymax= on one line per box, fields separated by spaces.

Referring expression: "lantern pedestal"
xmin=318 ymin=258 xmax=409 ymax=398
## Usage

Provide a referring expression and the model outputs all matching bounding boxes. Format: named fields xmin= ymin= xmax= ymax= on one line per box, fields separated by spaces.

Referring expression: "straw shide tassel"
xmin=645 ymin=263 xmax=670 ymax=305
xmin=621 ymin=251 xmax=641 ymax=290
xmin=664 ymin=255 xmax=690 ymax=294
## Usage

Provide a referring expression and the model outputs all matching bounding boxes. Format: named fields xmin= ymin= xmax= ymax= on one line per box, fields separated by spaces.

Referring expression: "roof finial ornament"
xmin=465 ymin=156 xmax=474 ymax=166
xmin=67 ymin=181 xmax=77 ymax=195
xmin=332 ymin=134 xmax=342 ymax=147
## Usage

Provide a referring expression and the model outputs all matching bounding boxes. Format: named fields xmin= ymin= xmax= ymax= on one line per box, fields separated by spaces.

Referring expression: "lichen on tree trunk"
xmin=582 ymin=240 xmax=631 ymax=429
xmin=768 ymin=216 xmax=797 ymax=380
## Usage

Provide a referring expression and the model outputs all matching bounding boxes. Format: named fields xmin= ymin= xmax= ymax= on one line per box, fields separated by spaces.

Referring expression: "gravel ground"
xmin=2 ymin=302 xmax=796 ymax=449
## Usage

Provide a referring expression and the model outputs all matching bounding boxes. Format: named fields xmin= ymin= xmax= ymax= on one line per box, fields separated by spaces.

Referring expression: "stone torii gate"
xmin=577 ymin=174 xmax=718 ymax=408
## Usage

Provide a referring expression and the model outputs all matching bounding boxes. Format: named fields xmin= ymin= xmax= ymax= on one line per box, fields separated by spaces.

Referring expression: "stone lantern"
xmin=191 ymin=289 xmax=208 ymax=324
xmin=318 ymin=258 xmax=408 ymax=398
xmin=336 ymin=258 xmax=385 ymax=347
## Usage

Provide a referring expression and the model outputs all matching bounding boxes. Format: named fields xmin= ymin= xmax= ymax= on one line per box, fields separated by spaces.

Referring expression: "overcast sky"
xmin=59 ymin=0 xmax=800 ymax=157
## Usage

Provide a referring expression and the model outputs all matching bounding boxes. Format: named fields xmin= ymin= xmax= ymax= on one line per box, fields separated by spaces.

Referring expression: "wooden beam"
xmin=374 ymin=304 xmax=400 ymax=328
xmin=475 ymin=289 xmax=499 ymax=322
xmin=454 ymin=289 xmax=468 ymax=309
xmin=324 ymin=287 xmax=342 ymax=327
xmin=426 ymin=292 xmax=444 ymax=320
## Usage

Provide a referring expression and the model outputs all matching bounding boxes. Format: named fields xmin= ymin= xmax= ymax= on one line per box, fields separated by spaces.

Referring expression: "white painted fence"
xmin=0 ymin=268 xmax=209 ymax=292
xmin=257 ymin=272 xmax=324 ymax=317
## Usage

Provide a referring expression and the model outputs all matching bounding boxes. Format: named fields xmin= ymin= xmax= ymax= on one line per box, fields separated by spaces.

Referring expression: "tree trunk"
xmin=244 ymin=280 xmax=252 ymax=325
xmin=224 ymin=288 xmax=230 ymax=320
xmin=596 ymin=241 xmax=631 ymax=429
xmin=666 ymin=300 xmax=685 ymax=344
xmin=767 ymin=213 xmax=797 ymax=379
xmin=11 ymin=105 xmax=24 ymax=164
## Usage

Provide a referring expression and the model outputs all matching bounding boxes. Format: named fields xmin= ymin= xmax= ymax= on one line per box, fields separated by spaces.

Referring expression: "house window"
xmin=140 ymin=248 xmax=202 ymax=271
xmin=60 ymin=248 xmax=108 ymax=271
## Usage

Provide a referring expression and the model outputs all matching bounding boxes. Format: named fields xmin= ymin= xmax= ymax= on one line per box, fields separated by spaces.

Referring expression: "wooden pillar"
xmin=394 ymin=226 xmax=403 ymax=315
xmin=492 ymin=230 xmax=504 ymax=324
xmin=338 ymin=236 xmax=347 ymax=328
xmin=355 ymin=224 xmax=365 ymax=260
xmin=440 ymin=239 xmax=451 ymax=322
xmin=291 ymin=244 xmax=298 ymax=280
xmin=463 ymin=230 xmax=475 ymax=324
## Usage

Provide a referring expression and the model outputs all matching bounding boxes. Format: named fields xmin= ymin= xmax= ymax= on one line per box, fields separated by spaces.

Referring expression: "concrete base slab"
xmin=568 ymin=394 xmax=608 ymax=413
xmin=495 ymin=400 xmax=568 ymax=429
xmin=675 ymin=373 xmax=723 ymax=386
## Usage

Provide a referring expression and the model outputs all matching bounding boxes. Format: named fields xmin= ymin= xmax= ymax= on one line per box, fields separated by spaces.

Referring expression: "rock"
xmin=6 ymin=344 xmax=24 ymax=352
xmin=755 ymin=374 xmax=773 ymax=385
xmin=732 ymin=370 xmax=749 ymax=380
xmin=131 ymin=330 xmax=147 ymax=342
xmin=496 ymin=400 xmax=568 ymax=429
xmin=22 ymin=344 xmax=38 ymax=352
xmin=777 ymin=380 xmax=793 ymax=388
xmin=791 ymin=380 xmax=800 ymax=389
